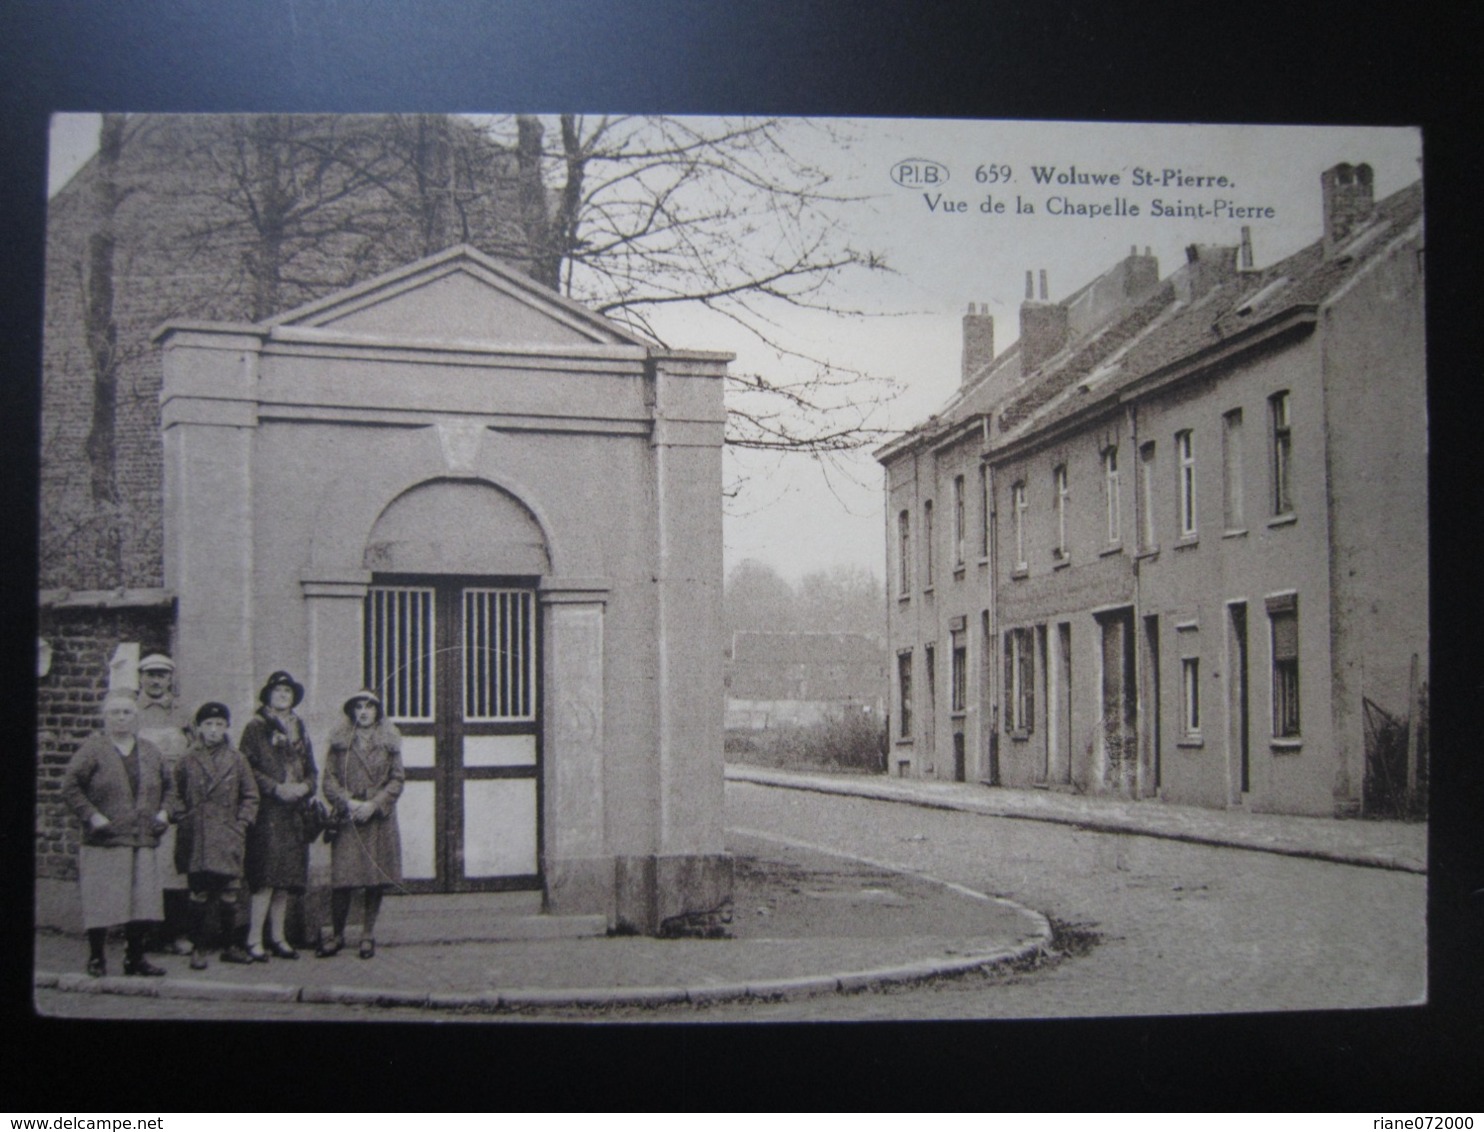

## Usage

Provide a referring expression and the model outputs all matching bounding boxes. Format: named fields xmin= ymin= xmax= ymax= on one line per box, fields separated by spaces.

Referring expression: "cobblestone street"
xmin=36 ymin=779 xmax=1427 ymax=1024
xmin=699 ymin=780 xmax=1426 ymax=1021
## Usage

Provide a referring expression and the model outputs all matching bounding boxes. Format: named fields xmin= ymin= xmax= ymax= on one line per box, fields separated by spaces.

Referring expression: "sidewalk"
xmin=726 ymin=764 xmax=1428 ymax=874
xmin=33 ymin=828 xmax=1050 ymax=1016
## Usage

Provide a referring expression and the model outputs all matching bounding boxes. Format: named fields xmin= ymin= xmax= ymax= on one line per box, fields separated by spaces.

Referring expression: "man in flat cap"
xmin=134 ymin=654 xmax=193 ymax=954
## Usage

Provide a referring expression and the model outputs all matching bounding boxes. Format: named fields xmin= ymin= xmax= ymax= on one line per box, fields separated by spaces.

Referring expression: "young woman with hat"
xmin=240 ymin=670 xmax=319 ymax=960
xmin=319 ymin=689 xmax=404 ymax=959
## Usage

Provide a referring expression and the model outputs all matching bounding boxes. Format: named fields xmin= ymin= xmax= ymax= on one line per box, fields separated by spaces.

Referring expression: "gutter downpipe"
xmin=1127 ymin=399 xmax=1147 ymax=800
xmin=982 ymin=413 xmax=1000 ymax=786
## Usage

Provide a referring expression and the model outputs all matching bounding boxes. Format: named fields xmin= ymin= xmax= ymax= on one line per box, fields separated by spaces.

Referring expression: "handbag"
xmin=301 ymin=795 xmax=336 ymax=844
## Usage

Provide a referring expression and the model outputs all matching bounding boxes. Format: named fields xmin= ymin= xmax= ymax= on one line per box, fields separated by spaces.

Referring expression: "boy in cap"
xmin=174 ymin=702 xmax=260 ymax=968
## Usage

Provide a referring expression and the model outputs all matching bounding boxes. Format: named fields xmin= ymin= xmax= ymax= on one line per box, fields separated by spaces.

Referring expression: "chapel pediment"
xmin=265 ymin=244 xmax=647 ymax=349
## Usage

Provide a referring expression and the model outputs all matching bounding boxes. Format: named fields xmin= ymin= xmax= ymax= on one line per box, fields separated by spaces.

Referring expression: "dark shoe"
xmin=358 ymin=939 xmax=375 ymax=960
xmin=189 ymin=949 xmax=209 ymax=971
xmin=220 ymin=945 xmax=254 ymax=965
xmin=246 ymin=944 xmax=271 ymax=963
xmin=316 ymin=934 xmax=343 ymax=958
xmin=268 ymin=940 xmax=300 ymax=960
xmin=85 ymin=957 xmax=106 ymax=978
xmin=124 ymin=956 xmax=168 ymax=977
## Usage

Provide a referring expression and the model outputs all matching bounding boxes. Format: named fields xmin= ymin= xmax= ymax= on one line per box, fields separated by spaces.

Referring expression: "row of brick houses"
xmin=876 ymin=163 xmax=1426 ymax=817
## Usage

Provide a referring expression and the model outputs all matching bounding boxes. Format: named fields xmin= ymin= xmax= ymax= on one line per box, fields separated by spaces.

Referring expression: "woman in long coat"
xmin=240 ymin=670 xmax=317 ymax=960
xmin=319 ymin=689 xmax=403 ymax=959
xmin=61 ymin=691 xmax=177 ymax=977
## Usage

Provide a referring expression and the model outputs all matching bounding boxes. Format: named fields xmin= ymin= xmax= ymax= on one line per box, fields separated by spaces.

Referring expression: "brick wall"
xmin=35 ymin=600 xmax=174 ymax=881
xmin=40 ymin=114 xmax=526 ymax=591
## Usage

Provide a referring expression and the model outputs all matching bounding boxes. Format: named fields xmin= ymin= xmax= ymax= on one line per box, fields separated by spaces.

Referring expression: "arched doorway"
xmin=362 ymin=479 xmax=550 ymax=893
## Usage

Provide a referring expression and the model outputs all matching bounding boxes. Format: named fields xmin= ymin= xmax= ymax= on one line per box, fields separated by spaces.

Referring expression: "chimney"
xmin=1239 ymin=226 xmax=1255 ymax=270
xmin=1321 ymin=162 xmax=1375 ymax=256
xmin=962 ymin=302 xmax=995 ymax=385
xmin=1020 ymin=269 xmax=1069 ymax=373
xmin=1122 ymin=245 xmax=1160 ymax=297
xmin=1179 ymin=243 xmax=1240 ymax=301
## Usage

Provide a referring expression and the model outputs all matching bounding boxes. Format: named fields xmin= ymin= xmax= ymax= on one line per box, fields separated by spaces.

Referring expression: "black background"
xmin=2 ymin=0 xmax=1480 ymax=1112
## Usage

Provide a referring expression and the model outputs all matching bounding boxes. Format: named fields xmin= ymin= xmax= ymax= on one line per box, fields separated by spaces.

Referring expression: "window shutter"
xmin=1003 ymin=633 xmax=1014 ymax=730
xmin=1272 ymin=612 xmax=1298 ymax=661
xmin=1266 ymin=593 xmax=1299 ymax=661
xmin=1022 ymin=633 xmax=1035 ymax=734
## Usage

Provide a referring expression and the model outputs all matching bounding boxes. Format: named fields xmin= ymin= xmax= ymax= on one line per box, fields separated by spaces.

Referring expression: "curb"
xmin=727 ymin=766 xmax=1427 ymax=875
xmin=35 ymin=835 xmax=1053 ymax=1014
xmin=36 ymin=939 xmax=1046 ymax=1014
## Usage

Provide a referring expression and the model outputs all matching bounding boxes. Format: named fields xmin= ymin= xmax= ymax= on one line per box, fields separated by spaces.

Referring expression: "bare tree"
xmin=77 ymin=113 xmax=127 ymax=574
xmin=724 ymin=559 xmax=800 ymax=643
xmin=489 ymin=115 xmax=900 ymax=455
xmin=796 ymin=564 xmax=884 ymax=636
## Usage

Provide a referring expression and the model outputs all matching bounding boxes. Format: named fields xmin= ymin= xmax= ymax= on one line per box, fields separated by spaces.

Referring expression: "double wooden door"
xmin=364 ymin=577 xmax=542 ymax=893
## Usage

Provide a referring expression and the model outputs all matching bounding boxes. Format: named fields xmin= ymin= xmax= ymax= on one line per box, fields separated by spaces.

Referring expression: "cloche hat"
xmin=341 ymin=689 xmax=384 ymax=720
xmin=258 ymin=669 xmax=305 ymax=707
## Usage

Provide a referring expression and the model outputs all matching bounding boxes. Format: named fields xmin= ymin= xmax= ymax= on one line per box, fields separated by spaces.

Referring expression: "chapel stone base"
xmin=614 ymin=853 xmax=735 ymax=937
xmin=544 ymin=855 xmax=618 ymax=921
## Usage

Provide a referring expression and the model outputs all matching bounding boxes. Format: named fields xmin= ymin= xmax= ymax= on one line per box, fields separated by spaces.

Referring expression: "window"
xmin=1270 ymin=392 xmax=1293 ymax=516
xmin=980 ymin=464 xmax=991 ymax=559
xmin=1222 ymin=409 xmax=1244 ymax=530
xmin=1181 ymin=656 xmax=1201 ymax=736
xmin=1268 ymin=594 xmax=1300 ymax=737
xmin=1176 ymin=430 xmax=1197 ymax=538
xmin=897 ymin=651 xmax=913 ymax=738
xmin=365 ymin=586 xmax=436 ymax=721
xmin=897 ymin=510 xmax=911 ymax=596
xmin=1103 ymin=447 xmax=1121 ymax=544
xmin=1003 ymin=627 xmax=1035 ymax=733
xmin=1138 ymin=441 xmax=1157 ymax=550
xmin=1011 ymin=481 xmax=1028 ymax=570
xmin=1053 ymin=464 xmax=1069 ymax=559
xmin=950 ymin=629 xmax=967 ymax=712
xmin=952 ymin=475 xmax=966 ymax=567
xmin=463 ymin=588 xmax=537 ymax=721
xmin=923 ymin=500 xmax=934 ymax=588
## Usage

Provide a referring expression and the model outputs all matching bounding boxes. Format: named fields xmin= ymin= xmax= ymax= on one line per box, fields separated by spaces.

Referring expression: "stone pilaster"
xmin=159 ymin=329 xmax=262 ymax=715
xmin=539 ymin=580 xmax=611 ymax=918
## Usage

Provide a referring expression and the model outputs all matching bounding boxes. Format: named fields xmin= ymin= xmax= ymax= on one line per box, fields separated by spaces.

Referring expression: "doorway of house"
xmin=1142 ymin=614 xmax=1161 ymax=797
xmin=1096 ymin=607 xmax=1138 ymax=796
xmin=1051 ymin=621 xmax=1073 ymax=785
xmin=363 ymin=577 xmax=542 ymax=893
xmin=1228 ymin=601 xmax=1251 ymax=803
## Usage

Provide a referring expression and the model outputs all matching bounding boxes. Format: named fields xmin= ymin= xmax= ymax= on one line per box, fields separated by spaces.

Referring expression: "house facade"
xmin=878 ymin=164 xmax=1426 ymax=818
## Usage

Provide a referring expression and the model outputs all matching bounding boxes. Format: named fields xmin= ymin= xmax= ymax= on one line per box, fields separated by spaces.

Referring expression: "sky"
xmin=640 ymin=118 xmax=1422 ymax=582
xmin=47 ymin=115 xmax=1422 ymax=585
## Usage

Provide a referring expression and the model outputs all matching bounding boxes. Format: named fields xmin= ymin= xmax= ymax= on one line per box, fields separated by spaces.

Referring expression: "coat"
xmin=135 ymin=692 xmax=191 ymax=763
xmin=62 ymin=732 xmax=176 ymax=848
xmin=322 ymin=718 xmax=404 ymax=888
xmin=174 ymin=739 xmax=260 ymax=878
xmin=240 ymin=708 xmax=317 ymax=891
